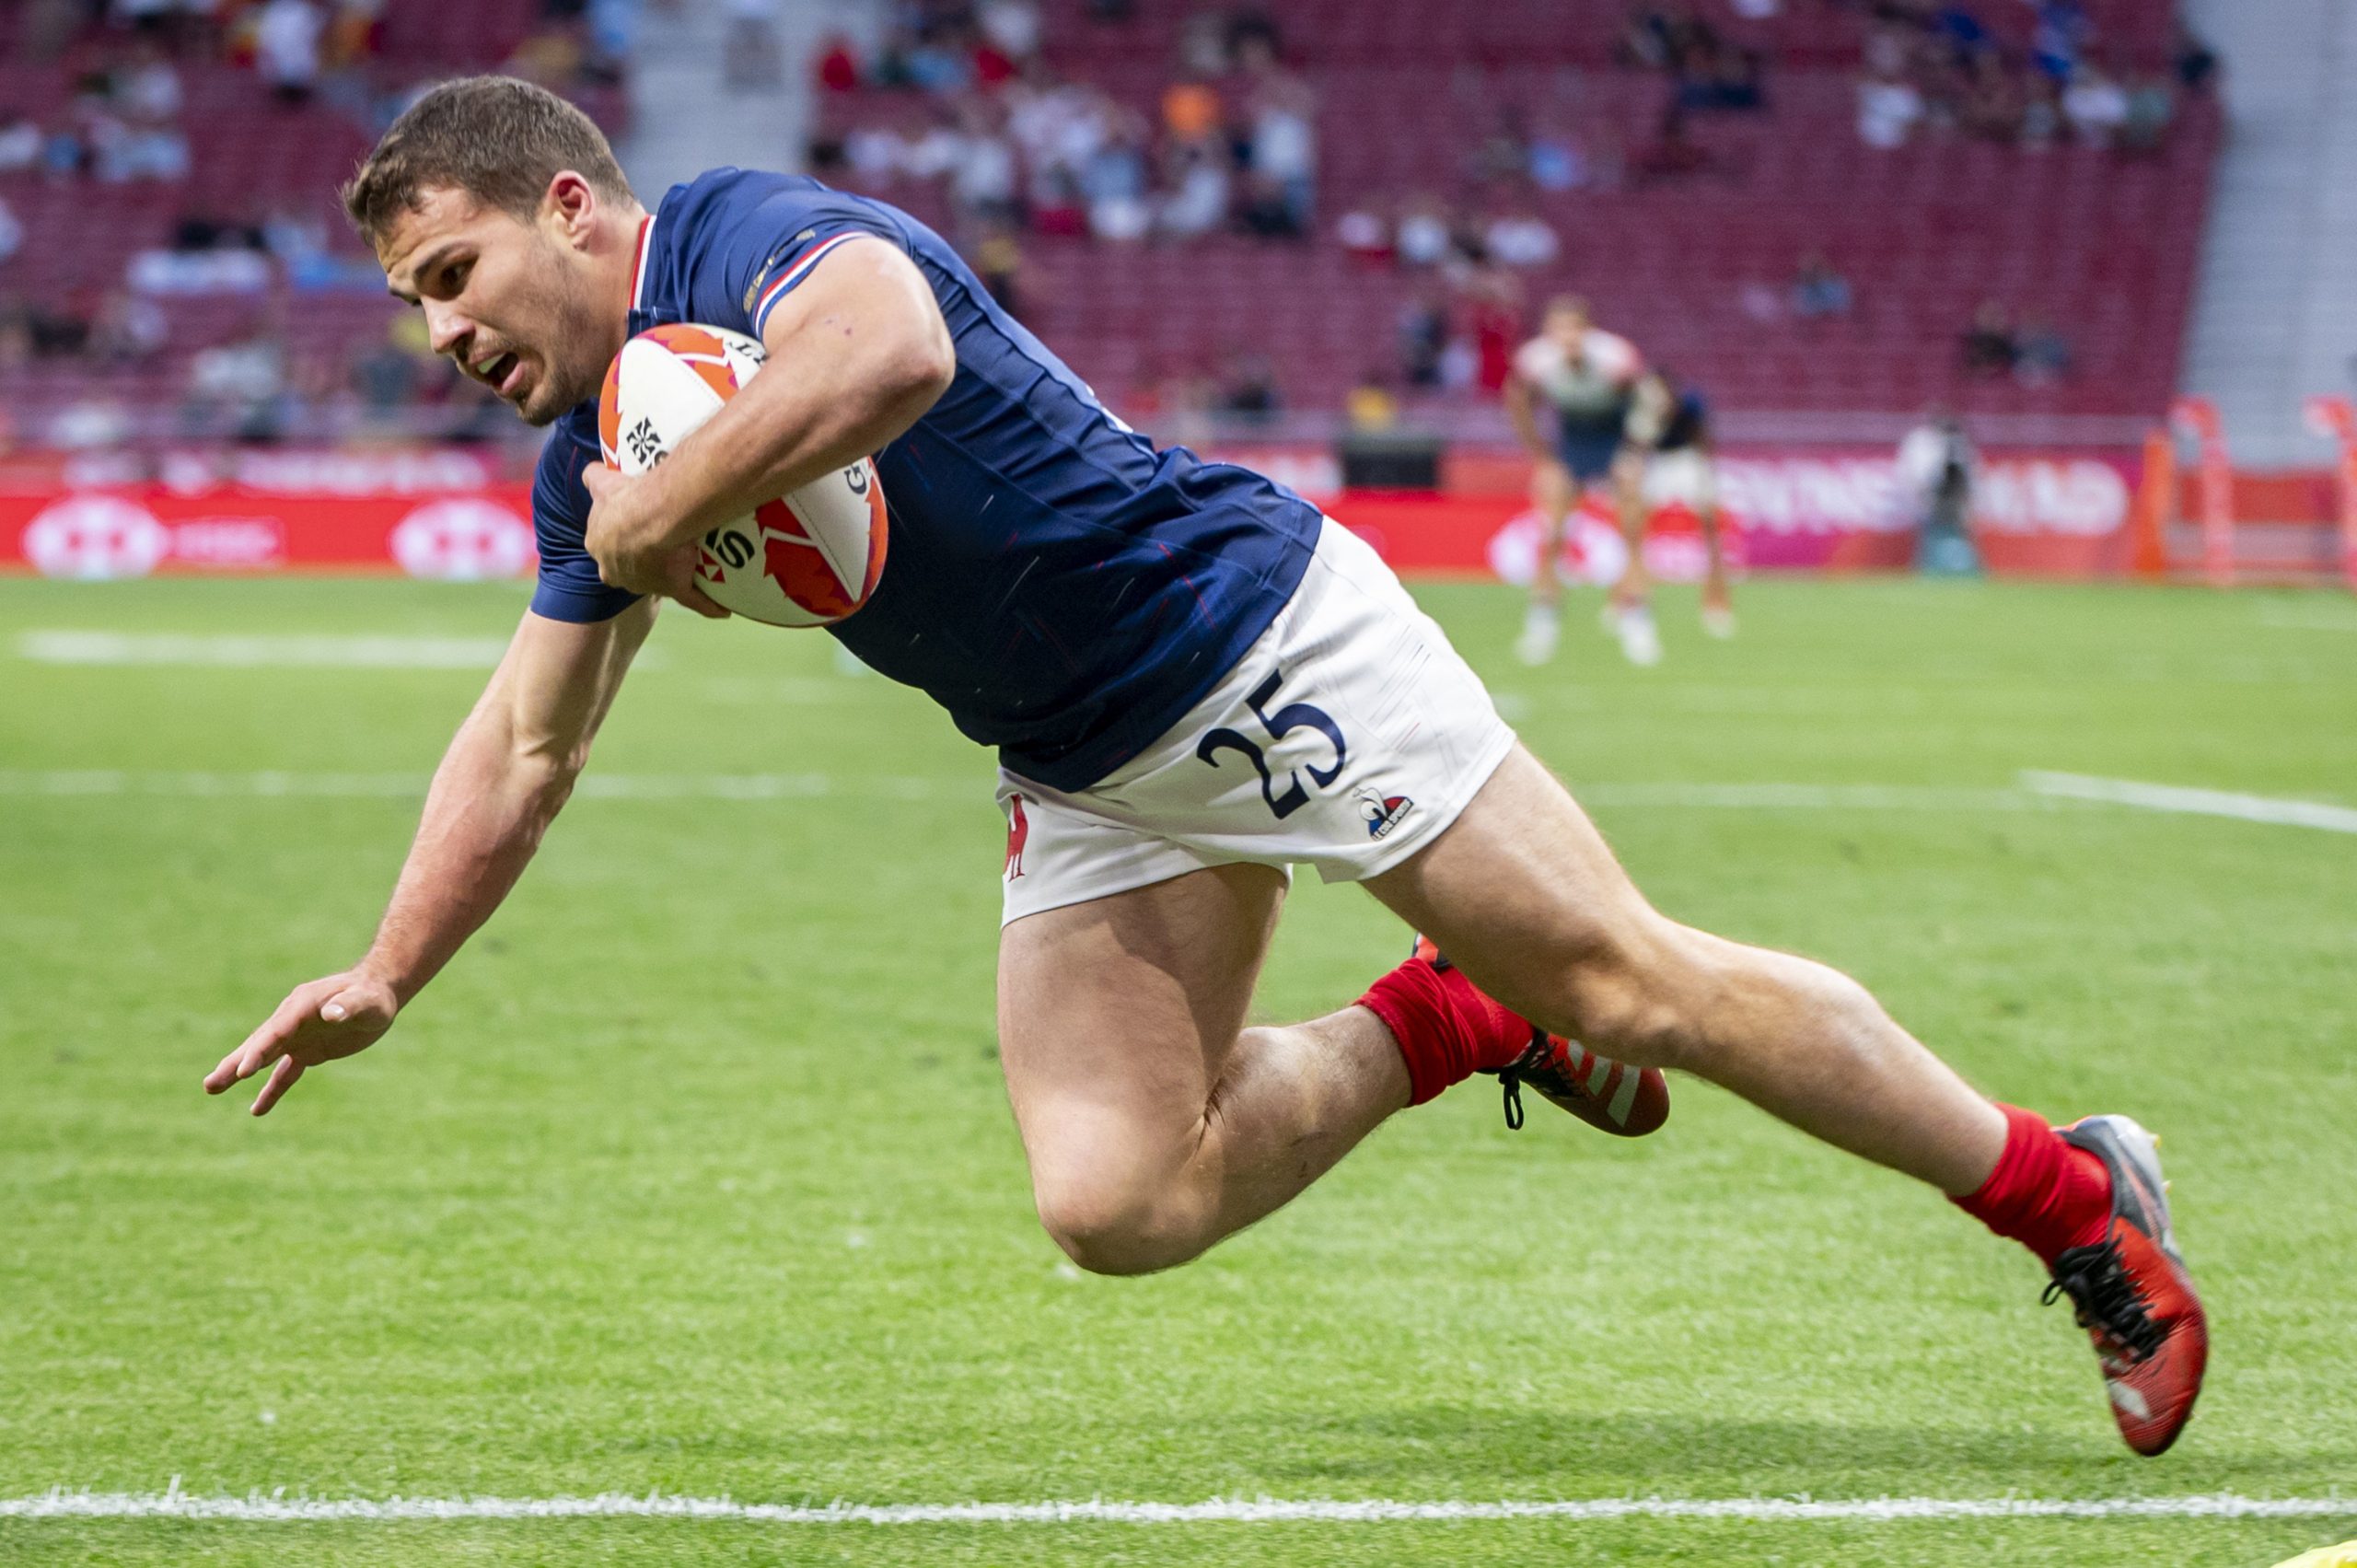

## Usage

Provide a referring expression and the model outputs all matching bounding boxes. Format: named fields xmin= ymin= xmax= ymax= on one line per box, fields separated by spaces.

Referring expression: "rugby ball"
xmin=598 ymin=322 xmax=888 ymax=626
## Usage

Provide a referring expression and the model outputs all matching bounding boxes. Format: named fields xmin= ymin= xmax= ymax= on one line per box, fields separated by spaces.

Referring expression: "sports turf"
xmin=1 ymin=575 xmax=2351 ymax=1567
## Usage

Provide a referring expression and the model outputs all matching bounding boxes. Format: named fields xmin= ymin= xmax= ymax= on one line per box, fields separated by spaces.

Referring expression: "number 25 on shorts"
xmin=1194 ymin=668 xmax=1347 ymax=820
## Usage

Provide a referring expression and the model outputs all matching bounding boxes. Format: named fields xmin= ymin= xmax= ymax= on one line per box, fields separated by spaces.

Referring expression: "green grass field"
xmin=2 ymin=575 xmax=2352 ymax=1567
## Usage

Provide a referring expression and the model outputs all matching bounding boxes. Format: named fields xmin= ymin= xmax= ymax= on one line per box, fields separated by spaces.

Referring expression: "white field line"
xmin=0 ymin=771 xmax=966 ymax=803
xmin=0 ymin=772 xmax=2036 ymax=811
xmin=17 ymin=632 xmax=519 ymax=668
xmin=2020 ymin=772 xmax=2357 ymax=835
xmin=2 ymin=1488 xmax=2352 ymax=1526
xmin=6 ymin=772 xmax=2355 ymax=838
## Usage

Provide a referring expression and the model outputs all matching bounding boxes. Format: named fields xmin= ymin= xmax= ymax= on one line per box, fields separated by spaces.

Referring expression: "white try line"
xmin=2020 ymin=772 xmax=2357 ymax=835
xmin=4 ymin=1488 xmax=2352 ymax=1526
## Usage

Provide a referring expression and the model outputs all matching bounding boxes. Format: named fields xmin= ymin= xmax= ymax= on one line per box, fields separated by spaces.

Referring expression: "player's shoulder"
xmin=660 ymin=167 xmax=908 ymax=254
xmin=1587 ymin=329 xmax=1642 ymax=375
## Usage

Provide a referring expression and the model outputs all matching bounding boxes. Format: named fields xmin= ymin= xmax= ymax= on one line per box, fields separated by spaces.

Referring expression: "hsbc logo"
xmin=390 ymin=499 xmax=536 ymax=581
xmin=21 ymin=495 xmax=170 ymax=580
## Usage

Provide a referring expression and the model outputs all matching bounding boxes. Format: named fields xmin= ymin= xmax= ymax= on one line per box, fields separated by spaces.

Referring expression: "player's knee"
xmin=1031 ymin=1171 xmax=1206 ymax=1277
xmin=1542 ymin=922 xmax=1714 ymax=1072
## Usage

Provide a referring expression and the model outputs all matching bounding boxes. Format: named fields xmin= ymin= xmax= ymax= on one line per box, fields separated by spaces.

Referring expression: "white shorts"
xmin=996 ymin=519 xmax=1517 ymax=925
xmin=1643 ymin=448 xmax=1717 ymax=510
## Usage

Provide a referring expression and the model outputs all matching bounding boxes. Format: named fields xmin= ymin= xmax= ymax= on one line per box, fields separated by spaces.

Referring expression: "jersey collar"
xmin=627 ymin=208 xmax=657 ymax=315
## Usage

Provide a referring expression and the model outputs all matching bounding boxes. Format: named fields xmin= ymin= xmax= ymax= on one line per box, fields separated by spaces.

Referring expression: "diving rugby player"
xmin=206 ymin=79 xmax=2207 ymax=1456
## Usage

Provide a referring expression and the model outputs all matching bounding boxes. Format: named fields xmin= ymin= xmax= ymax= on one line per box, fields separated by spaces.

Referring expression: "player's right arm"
xmin=204 ymin=598 xmax=656 ymax=1115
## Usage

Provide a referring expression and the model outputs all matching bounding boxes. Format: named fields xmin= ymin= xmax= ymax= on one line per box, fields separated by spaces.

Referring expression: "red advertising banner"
xmin=1337 ymin=448 xmax=2142 ymax=581
xmin=0 ymin=447 xmax=2140 ymax=583
xmin=1 ymin=488 xmax=538 ymax=579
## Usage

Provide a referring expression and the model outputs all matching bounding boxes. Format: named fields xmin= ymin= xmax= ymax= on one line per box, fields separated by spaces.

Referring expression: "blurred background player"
xmin=1504 ymin=295 xmax=1642 ymax=666
xmin=1608 ymin=366 xmax=1735 ymax=663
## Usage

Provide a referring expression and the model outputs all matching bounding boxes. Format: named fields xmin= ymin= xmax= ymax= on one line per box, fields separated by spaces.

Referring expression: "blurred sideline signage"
xmin=0 ymin=444 xmax=2171 ymax=584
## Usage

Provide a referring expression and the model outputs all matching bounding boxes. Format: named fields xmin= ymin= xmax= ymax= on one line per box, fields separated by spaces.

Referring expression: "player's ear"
xmin=542 ymin=170 xmax=598 ymax=249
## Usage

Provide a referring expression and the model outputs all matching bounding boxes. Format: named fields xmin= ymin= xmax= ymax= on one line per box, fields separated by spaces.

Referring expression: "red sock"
xmin=1358 ymin=958 xmax=1532 ymax=1105
xmin=1952 ymin=1103 xmax=2114 ymax=1264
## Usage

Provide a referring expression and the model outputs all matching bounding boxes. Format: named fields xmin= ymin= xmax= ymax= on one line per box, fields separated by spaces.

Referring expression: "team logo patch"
xmin=1356 ymin=785 xmax=1414 ymax=840
xmin=1004 ymin=795 xmax=1030 ymax=879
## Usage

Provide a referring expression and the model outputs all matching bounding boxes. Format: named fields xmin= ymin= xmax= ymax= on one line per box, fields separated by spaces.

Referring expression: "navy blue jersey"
xmin=1657 ymin=389 xmax=1709 ymax=453
xmin=532 ymin=168 xmax=1322 ymax=791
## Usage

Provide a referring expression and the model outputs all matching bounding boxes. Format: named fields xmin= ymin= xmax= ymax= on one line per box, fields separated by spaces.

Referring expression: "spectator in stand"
xmin=1679 ymin=40 xmax=1766 ymax=113
xmin=979 ymin=0 xmax=1042 ymax=66
xmin=1792 ymin=251 xmax=1853 ymax=318
xmin=0 ymin=114 xmax=39 ymax=174
xmin=1960 ymin=300 xmax=2016 ymax=377
xmin=254 ymin=0 xmax=325 ymax=105
xmin=1176 ymin=9 xmax=1230 ymax=76
xmin=1398 ymin=290 xmax=1446 ymax=388
xmin=946 ymin=99 xmax=1020 ymax=227
xmin=1484 ymin=208 xmax=1560 ymax=269
xmin=1218 ymin=351 xmax=1281 ymax=420
xmin=2013 ymin=314 xmax=2071 ymax=385
xmin=815 ymin=34 xmax=862 ymax=92
xmin=115 ymin=38 xmax=184 ymax=122
xmin=2173 ymin=21 xmax=2220 ymax=93
xmin=1237 ymin=37 xmax=1317 ymax=236
xmin=1620 ymin=3 xmax=1717 ymax=74
xmin=90 ymin=286 xmax=168 ymax=363
xmin=1335 ymin=204 xmax=1392 ymax=264
xmin=0 ymin=198 xmax=21 ymax=268
xmin=1395 ymin=194 xmax=1452 ymax=267
xmin=1162 ymin=72 xmax=1222 ymax=149
xmin=2121 ymin=71 xmax=2176 ymax=153
xmin=1857 ymin=64 xmax=1924 ymax=148
xmin=328 ymin=0 xmax=389 ymax=71
xmin=1156 ymin=138 xmax=1228 ymax=238
xmin=1346 ymin=369 xmax=1398 ymax=432
xmin=1083 ymin=113 xmax=1153 ymax=242
xmin=1472 ymin=108 xmax=1531 ymax=186
xmin=972 ymin=221 xmax=1027 ymax=319
xmin=2062 ymin=62 xmax=2130 ymax=148
xmin=1527 ymin=116 xmax=1589 ymax=192
xmin=1959 ymin=50 xmax=2021 ymax=140
xmin=2029 ymin=0 xmax=2088 ymax=83
xmin=2019 ymin=75 xmax=2062 ymax=146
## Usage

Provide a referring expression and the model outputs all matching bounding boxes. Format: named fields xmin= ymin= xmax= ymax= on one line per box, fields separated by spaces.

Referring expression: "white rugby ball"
xmin=598 ymin=322 xmax=888 ymax=626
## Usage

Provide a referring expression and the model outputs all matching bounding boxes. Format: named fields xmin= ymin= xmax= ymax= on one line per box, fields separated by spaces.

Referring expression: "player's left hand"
xmin=581 ymin=464 xmax=730 ymax=618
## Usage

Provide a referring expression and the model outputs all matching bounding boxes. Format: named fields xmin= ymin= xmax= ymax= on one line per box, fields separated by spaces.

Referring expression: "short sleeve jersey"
xmin=1511 ymin=329 xmax=1643 ymax=435
xmin=531 ymin=168 xmax=1322 ymax=792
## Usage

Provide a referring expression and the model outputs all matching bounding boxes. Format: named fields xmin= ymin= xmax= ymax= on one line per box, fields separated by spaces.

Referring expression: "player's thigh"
xmin=1363 ymin=743 xmax=1681 ymax=1044
xmin=996 ymin=861 xmax=1288 ymax=1178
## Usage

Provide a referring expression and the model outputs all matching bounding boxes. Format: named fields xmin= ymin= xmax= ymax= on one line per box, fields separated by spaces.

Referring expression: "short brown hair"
xmin=341 ymin=75 xmax=633 ymax=247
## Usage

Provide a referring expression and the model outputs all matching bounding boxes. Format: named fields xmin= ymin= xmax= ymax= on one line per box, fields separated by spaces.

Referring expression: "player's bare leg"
xmin=1517 ymin=459 xmax=1577 ymax=665
xmin=1605 ymin=453 xmax=1661 ymax=665
xmin=1370 ymin=745 xmax=2003 ymax=1186
xmin=997 ymin=863 xmax=1412 ymax=1276
xmin=1368 ymin=745 xmax=2208 ymax=1451
xmin=1696 ymin=476 xmax=1735 ymax=638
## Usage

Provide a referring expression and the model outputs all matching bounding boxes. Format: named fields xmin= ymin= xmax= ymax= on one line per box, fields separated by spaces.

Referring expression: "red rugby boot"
xmin=1410 ymin=935 xmax=1670 ymax=1138
xmin=2042 ymin=1115 xmax=2209 ymax=1456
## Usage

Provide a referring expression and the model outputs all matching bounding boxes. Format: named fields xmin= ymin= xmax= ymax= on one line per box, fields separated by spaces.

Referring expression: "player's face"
xmin=377 ymin=187 xmax=612 ymax=427
xmin=1545 ymin=306 xmax=1589 ymax=352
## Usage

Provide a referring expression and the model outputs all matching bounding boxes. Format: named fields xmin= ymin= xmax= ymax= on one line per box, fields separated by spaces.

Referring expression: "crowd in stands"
xmin=1847 ymin=0 xmax=2212 ymax=151
xmin=811 ymin=0 xmax=2220 ymax=422
xmin=0 ymin=0 xmax=640 ymax=449
xmin=811 ymin=3 xmax=1321 ymax=252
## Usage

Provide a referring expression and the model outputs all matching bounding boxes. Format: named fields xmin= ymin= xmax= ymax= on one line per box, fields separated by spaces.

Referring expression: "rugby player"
xmin=1503 ymin=295 xmax=1643 ymax=666
xmin=204 ymin=79 xmax=2207 ymax=1456
xmin=1620 ymin=366 xmax=1736 ymax=645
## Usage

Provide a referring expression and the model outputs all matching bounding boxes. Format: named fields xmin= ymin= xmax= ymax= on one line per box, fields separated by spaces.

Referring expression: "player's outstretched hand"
xmin=203 ymin=970 xmax=400 ymax=1116
xmin=581 ymin=464 xmax=729 ymax=618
